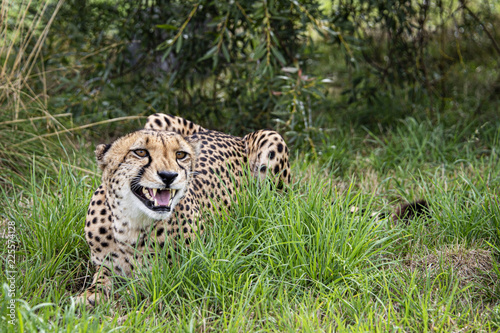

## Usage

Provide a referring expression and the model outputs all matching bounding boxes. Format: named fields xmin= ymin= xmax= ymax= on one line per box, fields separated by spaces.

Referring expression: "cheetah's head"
xmin=95 ymin=130 xmax=199 ymax=224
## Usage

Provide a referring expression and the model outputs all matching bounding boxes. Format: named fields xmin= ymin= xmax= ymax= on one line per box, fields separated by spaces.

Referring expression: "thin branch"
xmin=0 ymin=113 xmax=72 ymax=126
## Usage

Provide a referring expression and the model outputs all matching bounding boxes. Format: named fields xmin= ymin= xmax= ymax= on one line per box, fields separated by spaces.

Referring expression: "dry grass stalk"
xmin=0 ymin=0 xmax=63 ymax=119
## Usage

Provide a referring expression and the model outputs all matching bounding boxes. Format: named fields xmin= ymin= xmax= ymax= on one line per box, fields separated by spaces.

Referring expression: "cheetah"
xmin=76 ymin=114 xmax=290 ymax=306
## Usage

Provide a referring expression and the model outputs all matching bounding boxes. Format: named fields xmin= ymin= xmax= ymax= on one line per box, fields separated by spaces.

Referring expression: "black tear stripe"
xmin=132 ymin=156 xmax=152 ymax=185
xmin=177 ymin=160 xmax=186 ymax=170
xmin=145 ymin=155 xmax=152 ymax=169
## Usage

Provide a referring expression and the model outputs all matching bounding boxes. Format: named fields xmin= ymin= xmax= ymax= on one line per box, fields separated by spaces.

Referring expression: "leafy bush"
xmin=42 ymin=0 xmax=328 ymax=135
xmin=38 ymin=0 xmax=500 ymax=141
xmin=323 ymin=0 xmax=500 ymax=124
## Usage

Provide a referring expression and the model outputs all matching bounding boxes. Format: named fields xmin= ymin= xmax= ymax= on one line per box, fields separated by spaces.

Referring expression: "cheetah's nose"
xmin=157 ymin=171 xmax=178 ymax=187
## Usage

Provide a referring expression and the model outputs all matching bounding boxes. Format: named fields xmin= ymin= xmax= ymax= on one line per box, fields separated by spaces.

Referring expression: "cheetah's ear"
xmin=95 ymin=144 xmax=111 ymax=170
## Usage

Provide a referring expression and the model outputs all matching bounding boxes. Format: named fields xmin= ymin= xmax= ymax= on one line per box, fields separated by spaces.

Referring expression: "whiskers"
xmin=130 ymin=178 xmax=143 ymax=192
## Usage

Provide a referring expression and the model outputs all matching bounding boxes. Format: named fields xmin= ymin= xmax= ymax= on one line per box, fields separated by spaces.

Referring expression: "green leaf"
xmin=198 ymin=46 xmax=218 ymax=62
xmin=175 ymin=36 xmax=183 ymax=53
xmin=271 ymin=46 xmax=286 ymax=65
xmin=161 ymin=46 xmax=173 ymax=61
xmin=222 ymin=43 xmax=230 ymax=62
xmin=156 ymin=24 xmax=178 ymax=31
xmin=252 ymin=43 xmax=266 ymax=60
xmin=212 ymin=53 xmax=219 ymax=69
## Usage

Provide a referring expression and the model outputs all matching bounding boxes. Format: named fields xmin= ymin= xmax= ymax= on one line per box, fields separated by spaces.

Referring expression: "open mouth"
xmin=132 ymin=185 xmax=177 ymax=212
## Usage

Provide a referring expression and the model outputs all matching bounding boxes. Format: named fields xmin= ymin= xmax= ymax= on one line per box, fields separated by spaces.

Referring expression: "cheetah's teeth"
xmin=171 ymin=189 xmax=176 ymax=198
xmin=154 ymin=198 xmax=158 ymax=206
xmin=143 ymin=188 xmax=152 ymax=200
xmin=152 ymin=188 xmax=157 ymax=196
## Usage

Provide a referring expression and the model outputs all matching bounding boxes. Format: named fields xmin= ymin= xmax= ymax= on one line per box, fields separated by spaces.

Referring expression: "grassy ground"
xmin=1 ymin=116 xmax=499 ymax=332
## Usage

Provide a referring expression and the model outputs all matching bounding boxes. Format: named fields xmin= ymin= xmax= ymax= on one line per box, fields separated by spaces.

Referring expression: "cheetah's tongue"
xmin=149 ymin=188 xmax=171 ymax=206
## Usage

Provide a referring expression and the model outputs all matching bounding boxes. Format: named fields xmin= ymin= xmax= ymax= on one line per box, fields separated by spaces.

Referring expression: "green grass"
xmin=0 ymin=117 xmax=499 ymax=331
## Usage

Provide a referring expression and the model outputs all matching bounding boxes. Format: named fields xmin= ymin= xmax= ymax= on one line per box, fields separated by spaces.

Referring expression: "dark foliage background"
xmin=36 ymin=0 xmax=499 ymax=140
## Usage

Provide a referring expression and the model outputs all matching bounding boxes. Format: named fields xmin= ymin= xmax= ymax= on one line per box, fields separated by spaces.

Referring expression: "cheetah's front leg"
xmin=76 ymin=185 xmax=122 ymax=308
xmin=74 ymin=267 xmax=112 ymax=307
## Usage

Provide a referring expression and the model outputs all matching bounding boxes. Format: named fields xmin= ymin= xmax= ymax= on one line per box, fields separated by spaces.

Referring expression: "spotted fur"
xmin=76 ymin=114 xmax=290 ymax=306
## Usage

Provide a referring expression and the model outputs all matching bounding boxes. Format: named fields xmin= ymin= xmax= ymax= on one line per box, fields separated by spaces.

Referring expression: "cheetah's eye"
xmin=176 ymin=151 xmax=187 ymax=160
xmin=134 ymin=149 xmax=148 ymax=158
